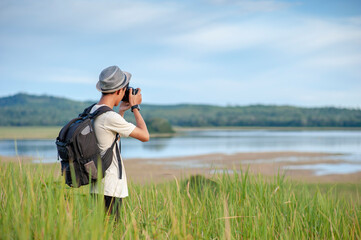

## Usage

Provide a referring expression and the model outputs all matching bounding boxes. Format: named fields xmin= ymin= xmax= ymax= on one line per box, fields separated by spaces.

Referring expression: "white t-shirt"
xmin=90 ymin=104 xmax=136 ymax=198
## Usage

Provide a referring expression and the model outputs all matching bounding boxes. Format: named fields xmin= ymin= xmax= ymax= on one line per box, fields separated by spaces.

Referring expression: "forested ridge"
xmin=1 ymin=93 xmax=360 ymax=127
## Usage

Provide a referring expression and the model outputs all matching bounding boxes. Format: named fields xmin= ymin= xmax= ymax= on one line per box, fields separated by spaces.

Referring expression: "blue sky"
xmin=0 ymin=0 xmax=360 ymax=107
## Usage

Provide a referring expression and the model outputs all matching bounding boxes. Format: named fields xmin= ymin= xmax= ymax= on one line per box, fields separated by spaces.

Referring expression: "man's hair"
xmin=101 ymin=84 xmax=128 ymax=96
xmin=102 ymin=91 xmax=116 ymax=96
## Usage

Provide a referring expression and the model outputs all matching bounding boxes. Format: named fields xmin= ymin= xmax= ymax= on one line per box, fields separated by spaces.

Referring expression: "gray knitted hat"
xmin=96 ymin=65 xmax=131 ymax=93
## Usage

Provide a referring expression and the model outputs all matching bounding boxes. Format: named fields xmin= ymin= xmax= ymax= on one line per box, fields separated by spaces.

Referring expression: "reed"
xmin=0 ymin=162 xmax=360 ymax=239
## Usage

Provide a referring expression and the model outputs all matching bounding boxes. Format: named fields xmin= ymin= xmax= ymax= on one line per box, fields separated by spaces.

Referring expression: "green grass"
xmin=0 ymin=126 xmax=61 ymax=139
xmin=0 ymin=162 xmax=360 ymax=239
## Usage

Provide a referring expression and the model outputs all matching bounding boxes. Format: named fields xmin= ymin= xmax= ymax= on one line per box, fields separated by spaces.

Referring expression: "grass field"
xmin=0 ymin=126 xmax=61 ymax=139
xmin=0 ymin=161 xmax=360 ymax=239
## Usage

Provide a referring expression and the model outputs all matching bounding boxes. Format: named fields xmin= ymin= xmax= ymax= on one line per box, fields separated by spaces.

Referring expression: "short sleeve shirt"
xmin=90 ymin=104 xmax=136 ymax=198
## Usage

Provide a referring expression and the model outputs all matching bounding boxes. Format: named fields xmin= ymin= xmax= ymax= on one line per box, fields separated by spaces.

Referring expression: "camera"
xmin=122 ymin=86 xmax=139 ymax=102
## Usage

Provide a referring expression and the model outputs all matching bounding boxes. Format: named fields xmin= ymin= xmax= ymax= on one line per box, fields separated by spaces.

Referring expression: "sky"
xmin=0 ymin=0 xmax=361 ymax=107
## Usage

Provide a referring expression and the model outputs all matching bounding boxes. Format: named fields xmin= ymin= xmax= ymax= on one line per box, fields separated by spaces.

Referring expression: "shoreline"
xmin=1 ymin=126 xmax=361 ymax=140
xmin=2 ymin=151 xmax=360 ymax=184
xmin=175 ymin=126 xmax=361 ymax=131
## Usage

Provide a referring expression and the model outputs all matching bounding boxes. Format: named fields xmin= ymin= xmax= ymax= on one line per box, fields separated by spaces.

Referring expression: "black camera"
xmin=122 ymin=86 xmax=138 ymax=102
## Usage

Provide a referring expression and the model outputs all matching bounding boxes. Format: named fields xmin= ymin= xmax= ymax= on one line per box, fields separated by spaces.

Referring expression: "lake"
xmin=1 ymin=129 xmax=360 ymax=163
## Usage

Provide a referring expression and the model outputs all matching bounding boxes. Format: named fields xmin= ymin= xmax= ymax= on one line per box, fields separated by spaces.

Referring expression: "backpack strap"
xmin=87 ymin=104 xmax=123 ymax=179
xmin=113 ymin=134 xmax=122 ymax=179
xmin=79 ymin=103 xmax=97 ymax=117
xmin=79 ymin=103 xmax=113 ymax=119
xmin=89 ymin=105 xmax=114 ymax=119
xmin=101 ymin=133 xmax=122 ymax=179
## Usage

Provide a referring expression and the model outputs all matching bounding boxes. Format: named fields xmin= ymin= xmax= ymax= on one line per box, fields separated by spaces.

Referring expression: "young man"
xmin=90 ymin=65 xmax=149 ymax=217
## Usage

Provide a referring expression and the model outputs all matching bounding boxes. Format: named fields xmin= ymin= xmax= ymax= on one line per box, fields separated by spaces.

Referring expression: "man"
xmin=90 ymin=65 xmax=149 ymax=217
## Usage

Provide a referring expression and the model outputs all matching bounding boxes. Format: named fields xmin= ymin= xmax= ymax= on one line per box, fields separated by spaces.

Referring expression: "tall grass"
xmin=0 ymin=162 xmax=360 ymax=239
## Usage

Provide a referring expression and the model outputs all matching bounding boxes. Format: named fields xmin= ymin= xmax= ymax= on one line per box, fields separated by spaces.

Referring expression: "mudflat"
xmin=1 ymin=151 xmax=360 ymax=184
xmin=123 ymin=151 xmax=361 ymax=184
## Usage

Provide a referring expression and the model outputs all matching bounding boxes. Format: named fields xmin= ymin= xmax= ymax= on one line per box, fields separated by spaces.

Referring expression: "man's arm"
xmin=129 ymin=108 xmax=149 ymax=142
xmin=119 ymin=88 xmax=149 ymax=142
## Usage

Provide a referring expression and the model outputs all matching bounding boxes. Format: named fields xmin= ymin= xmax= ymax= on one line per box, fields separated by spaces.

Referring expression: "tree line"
xmin=1 ymin=93 xmax=360 ymax=129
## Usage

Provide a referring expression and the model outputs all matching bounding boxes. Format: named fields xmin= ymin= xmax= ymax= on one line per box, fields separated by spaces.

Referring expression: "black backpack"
xmin=56 ymin=103 xmax=122 ymax=187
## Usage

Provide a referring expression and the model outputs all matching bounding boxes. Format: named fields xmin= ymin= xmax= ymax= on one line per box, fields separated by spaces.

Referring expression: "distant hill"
xmin=0 ymin=93 xmax=360 ymax=127
xmin=0 ymin=93 xmax=92 ymax=126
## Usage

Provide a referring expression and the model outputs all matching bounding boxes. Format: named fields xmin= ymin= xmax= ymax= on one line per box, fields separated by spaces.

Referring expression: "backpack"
xmin=56 ymin=103 xmax=122 ymax=187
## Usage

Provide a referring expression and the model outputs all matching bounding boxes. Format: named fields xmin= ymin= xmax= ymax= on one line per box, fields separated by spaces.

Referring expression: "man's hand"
xmin=119 ymin=101 xmax=131 ymax=117
xmin=129 ymin=88 xmax=142 ymax=107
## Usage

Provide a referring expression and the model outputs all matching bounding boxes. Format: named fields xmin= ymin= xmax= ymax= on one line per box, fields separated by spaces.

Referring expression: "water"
xmin=285 ymin=163 xmax=361 ymax=176
xmin=1 ymin=129 xmax=361 ymax=175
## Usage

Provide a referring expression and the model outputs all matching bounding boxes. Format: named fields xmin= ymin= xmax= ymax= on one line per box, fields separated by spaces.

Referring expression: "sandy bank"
xmin=1 ymin=152 xmax=360 ymax=184
xmin=124 ymin=151 xmax=361 ymax=184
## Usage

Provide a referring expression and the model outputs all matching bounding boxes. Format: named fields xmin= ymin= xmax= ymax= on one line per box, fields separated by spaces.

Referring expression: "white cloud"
xmin=41 ymin=67 xmax=95 ymax=84
xmin=346 ymin=16 xmax=361 ymax=25
xmin=167 ymin=22 xmax=275 ymax=52
xmin=166 ymin=15 xmax=361 ymax=57
xmin=140 ymin=56 xmax=207 ymax=73
xmin=0 ymin=0 xmax=177 ymax=34
xmin=48 ymin=75 xmax=93 ymax=84
xmin=205 ymin=0 xmax=296 ymax=13
xmin=181 ymin=73 xmax=361 ymax=107
xmin=1 ymin=65 xmax=95 ymax=84
xmin=235 ymin=0 xmax=296 ymax=12
xmin=280 ymin=18 xmax=361 ymax=53
xmin=303 ymin=54 xmax=361 ymax=68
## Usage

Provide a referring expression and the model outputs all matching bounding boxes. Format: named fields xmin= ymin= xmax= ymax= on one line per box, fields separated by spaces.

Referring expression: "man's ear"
xmin=116 ymin=90 xmax=121 ymax=95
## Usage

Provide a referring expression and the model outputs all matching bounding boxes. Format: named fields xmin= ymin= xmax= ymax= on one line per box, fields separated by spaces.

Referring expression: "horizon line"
xmin=1 ymin=92 xmax=361 ymax=110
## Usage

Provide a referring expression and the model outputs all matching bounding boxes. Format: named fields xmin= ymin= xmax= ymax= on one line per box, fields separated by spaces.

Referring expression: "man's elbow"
xmin=140 ymin=133 xmax=150 ymax=142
